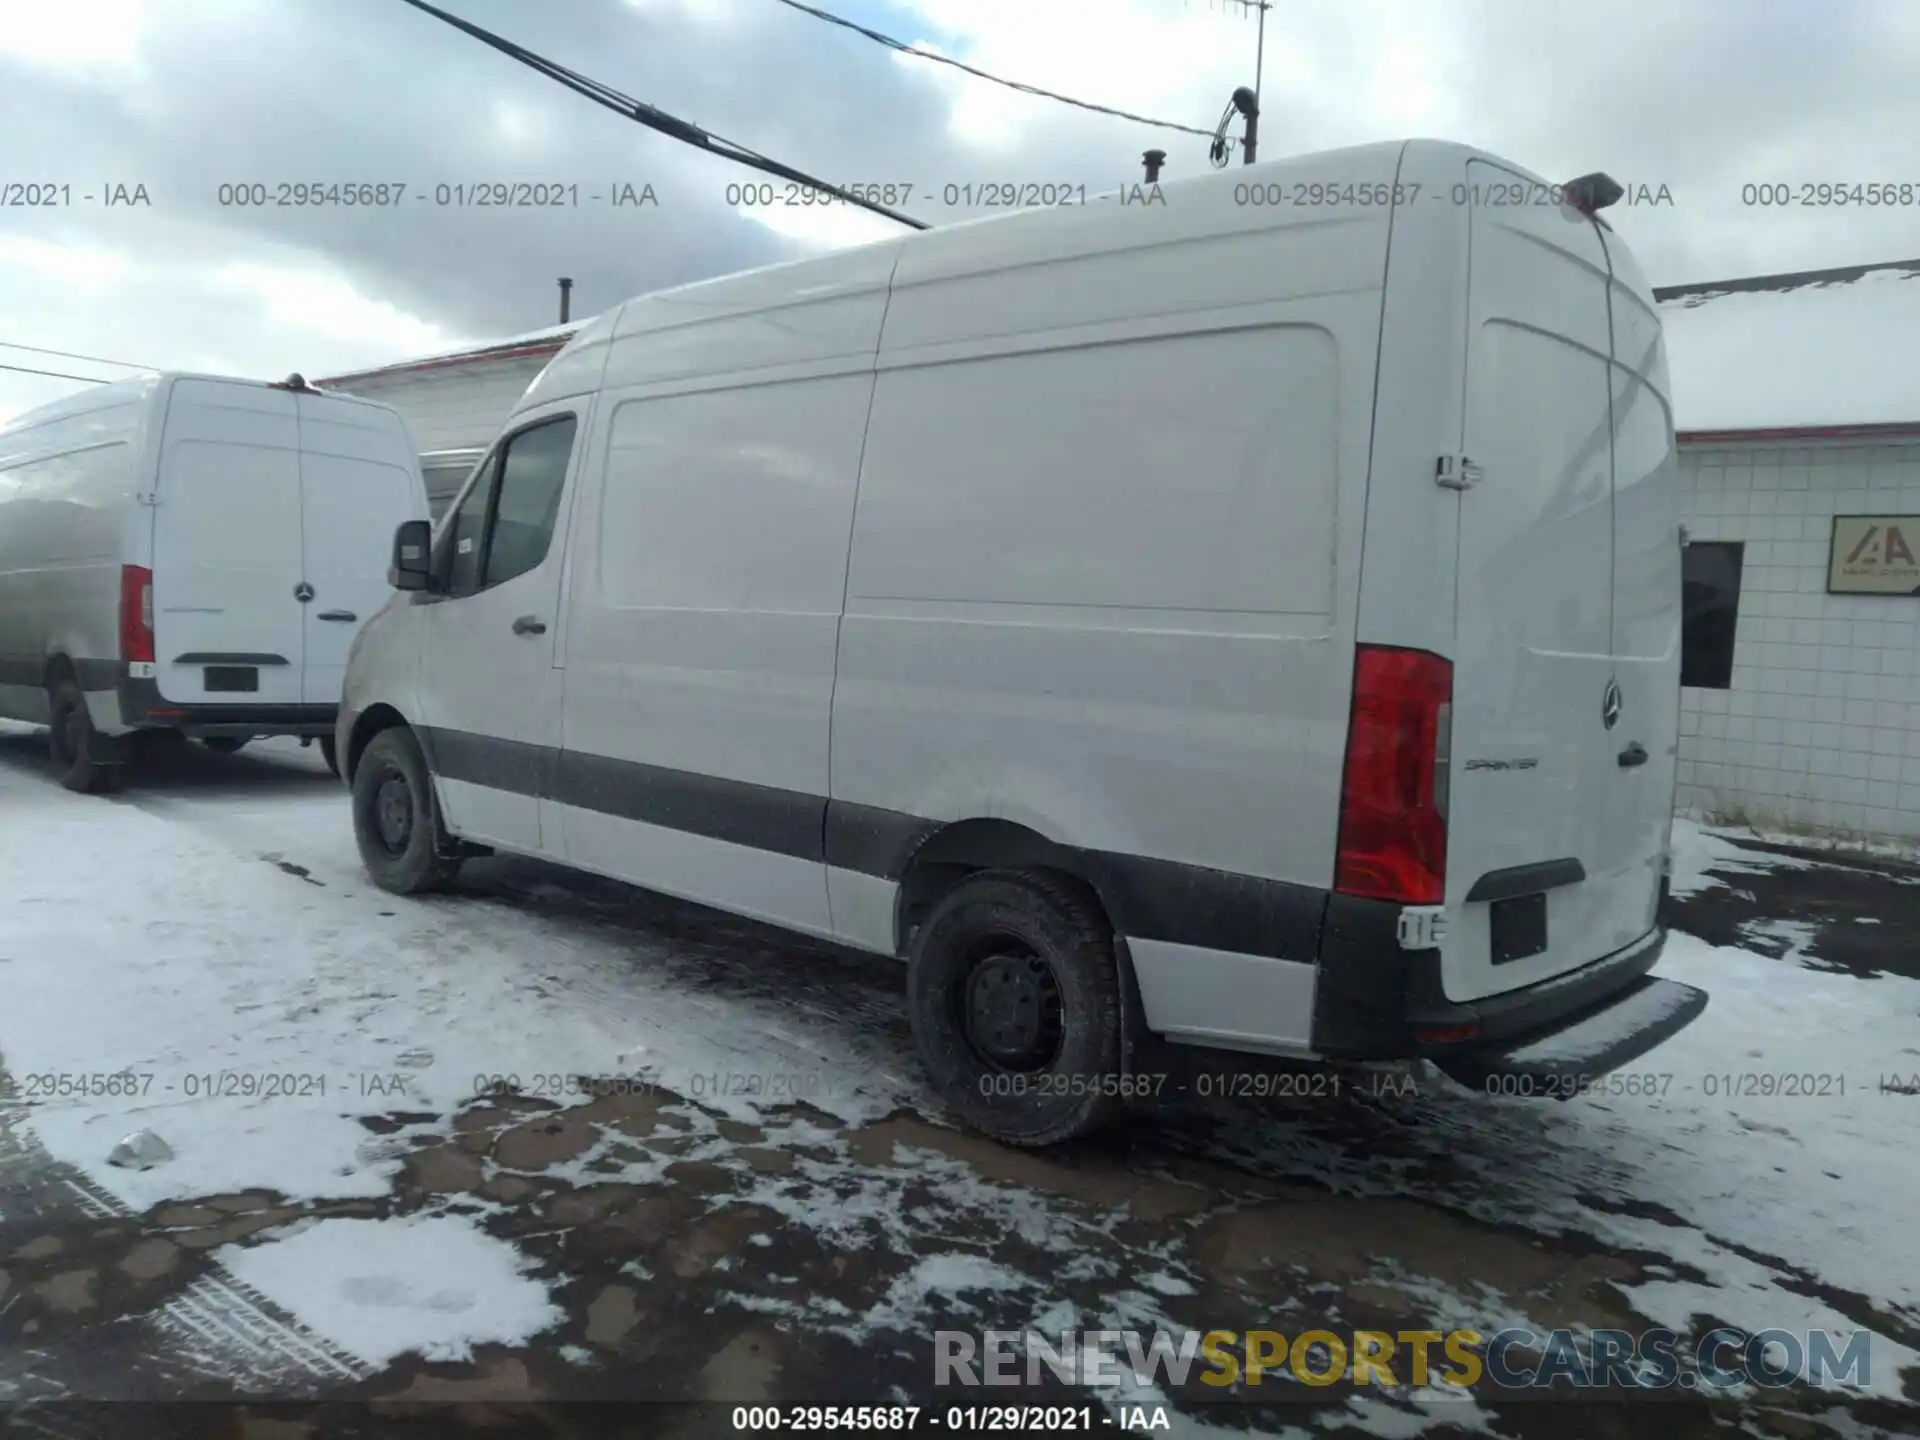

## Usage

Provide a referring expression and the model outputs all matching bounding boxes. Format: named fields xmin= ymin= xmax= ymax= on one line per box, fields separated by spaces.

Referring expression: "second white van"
xmin=337 ymin=139 xmax=1708 ymax=1146
xmin=0 ymin=373 xmax=427 ymax=791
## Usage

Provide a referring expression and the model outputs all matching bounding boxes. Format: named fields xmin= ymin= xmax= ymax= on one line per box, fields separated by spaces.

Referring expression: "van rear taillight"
xmin=119 ymin=564 xmax=155 ymax=664
xmin=1334 ymin=645 xmax=1453 ymax=905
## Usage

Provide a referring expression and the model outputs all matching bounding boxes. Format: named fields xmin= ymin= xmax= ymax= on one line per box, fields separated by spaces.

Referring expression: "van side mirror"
xmin=389 ymin=519 xmax=435 ymax=591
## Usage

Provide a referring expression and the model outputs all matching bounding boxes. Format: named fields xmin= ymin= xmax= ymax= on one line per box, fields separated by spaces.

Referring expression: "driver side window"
xmin=436 ymin=453 xmax=498 ymax=599
xmin=428 ymin=413 xmax=580 ymax=600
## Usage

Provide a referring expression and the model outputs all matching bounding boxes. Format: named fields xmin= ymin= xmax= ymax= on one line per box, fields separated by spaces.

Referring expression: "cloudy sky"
xmin=2 ymin=0 xmax=1916 ymax=422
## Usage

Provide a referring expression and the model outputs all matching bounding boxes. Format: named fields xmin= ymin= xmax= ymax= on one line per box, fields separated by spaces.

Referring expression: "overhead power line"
xmin=394 ymin=0 xmax=929 ymax=229
xmin=0 ymin=339 xmax=158 ymax=371
xmin=769 ymin=0 xmax=1217 ymax=140
xmin=0 ymin=361 xmax=115 ymax=384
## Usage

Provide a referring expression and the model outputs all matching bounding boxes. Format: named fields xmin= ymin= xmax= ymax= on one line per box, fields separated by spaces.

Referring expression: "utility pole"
xmin=1234 ymin=86 xmax=1259 ymax=166
xmin=1198 ymin=0 xmax=1270 ymax=165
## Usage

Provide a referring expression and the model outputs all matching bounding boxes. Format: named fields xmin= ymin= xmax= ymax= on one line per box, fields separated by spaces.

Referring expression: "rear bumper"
xmin=1429 ymin=973 xmax=1708 ymax=1091
xmin=116 ymin=675 xmax=336 ymax=738
xmin=1311 ymin=897 xmax=1703 ymax=1079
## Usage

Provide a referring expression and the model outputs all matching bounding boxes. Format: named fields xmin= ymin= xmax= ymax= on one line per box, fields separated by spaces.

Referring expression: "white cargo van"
xmin=338 ymin=139 xmax=1707 ymax=1146
xmin=0 ymin=372 xmax=428 ymax=792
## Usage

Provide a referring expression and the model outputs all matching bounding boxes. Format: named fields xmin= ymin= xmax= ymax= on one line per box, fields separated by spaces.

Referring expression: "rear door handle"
xmin=316 ymin=610 xmax=357 ymax=622
xmin=1618 ymin=742 xmax=1648 ymax=768
xmin=512 ymin=615 xmax=547 ymax=636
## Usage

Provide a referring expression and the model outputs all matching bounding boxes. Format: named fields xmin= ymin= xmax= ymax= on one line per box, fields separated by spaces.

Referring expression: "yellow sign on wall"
xmin=1829 ymin=516 xmax=1920 ymax=595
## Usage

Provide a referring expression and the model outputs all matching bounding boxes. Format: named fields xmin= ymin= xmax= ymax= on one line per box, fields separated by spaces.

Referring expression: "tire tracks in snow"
xmin=0 ymin=1074 xmax=372 ymax=1402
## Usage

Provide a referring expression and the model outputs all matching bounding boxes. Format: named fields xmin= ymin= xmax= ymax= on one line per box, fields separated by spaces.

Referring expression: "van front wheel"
xmin=351 ymin=728 xmax=461 ymax=894
xmin=907 ymin=869 xmax=1129 ymax=1147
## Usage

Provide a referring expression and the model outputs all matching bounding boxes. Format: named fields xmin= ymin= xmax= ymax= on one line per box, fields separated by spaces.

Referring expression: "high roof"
xmin=313 ymin=241 xmax=1920 ymax=441
xmin=312 ymin=318 xmax=586 ymax=387
xmin=1653 ymin=260 xmax=1920 ymax=440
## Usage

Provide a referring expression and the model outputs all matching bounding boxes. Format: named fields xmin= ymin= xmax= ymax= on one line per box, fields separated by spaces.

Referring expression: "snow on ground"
xmin=1710 ymin=820 xmax=1920 ymax=870
xmin=1405 ymin=928 xmax=1920 ymax=1399
xmin=857 ymin=1255 xmax=1038 ymax=1338
xmin=215 ymin=1215 xmax=563 ymax=1367
xmin=5 ymin=732 xmax=1918 ymax=1407
xmin=1632 ymin=933 xmax=1920 ymax=1302
xmin=1669 ymin=815 xmax=1818 ymax=898
xmin=0 ymin=742 xmax=910 ymax=1210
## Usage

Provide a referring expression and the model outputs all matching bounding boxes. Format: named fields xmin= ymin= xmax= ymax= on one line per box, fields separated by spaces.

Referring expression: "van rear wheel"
xmin=351 ymin=727 xmax=461 ymax=894
xmin=47 ymin=680 xmax=125 ymax=795
xmin=907 ymin=869 xmax=1130 ymax=1147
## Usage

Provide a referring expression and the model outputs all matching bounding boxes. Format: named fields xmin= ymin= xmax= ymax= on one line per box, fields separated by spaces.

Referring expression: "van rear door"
xmin=1441 ymin=160 xmax=1665 ymax=1004
xmin=150 ymin=380 xmax=306 ymax=706
xmin=1597 ymin=237 xmax=1682 ymax=948
xmin=294 ymin=394 xmax=424 ymax=705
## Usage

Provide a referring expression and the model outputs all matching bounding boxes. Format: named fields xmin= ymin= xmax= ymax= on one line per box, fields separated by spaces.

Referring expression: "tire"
xmin=47 ymin=680 xmax=126 ymax=794
xmin=907 ymin=868 xmax=1130 ymax=1147
xmin=201 ymin=736 xmax=249 ymax=755
xmin=318 ymin=734 xmax=341 ymax=779
xmin=350 ymin=727 xmax=461 ymax=894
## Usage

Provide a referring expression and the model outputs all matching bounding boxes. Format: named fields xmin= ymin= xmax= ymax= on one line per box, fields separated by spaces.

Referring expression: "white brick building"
xmin=1659 ymin=260 xmax=1920 ymax=843
xmin=314 ymin=320 xmax=583 ymax=515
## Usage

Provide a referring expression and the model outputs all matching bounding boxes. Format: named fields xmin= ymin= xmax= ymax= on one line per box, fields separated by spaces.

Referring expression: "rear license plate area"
xmin=204 ymin=666 xmax=258 ymax=693
xmin=1490 ymin=893 xmax=1548 ymax=964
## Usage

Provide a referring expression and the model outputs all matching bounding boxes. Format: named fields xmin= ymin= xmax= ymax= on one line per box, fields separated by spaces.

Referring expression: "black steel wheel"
xmin=907 ymin=868 xmax=1130 ymax=1147
xmin=350 ymin=727 xmax=461 ymax=894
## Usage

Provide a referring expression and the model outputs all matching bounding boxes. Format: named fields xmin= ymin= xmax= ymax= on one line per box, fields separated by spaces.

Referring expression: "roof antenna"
xmin=1143 ymin=149 xmax=1166 ymax=184
xmin=1564 ymin=173 xmax=1624 ymax=214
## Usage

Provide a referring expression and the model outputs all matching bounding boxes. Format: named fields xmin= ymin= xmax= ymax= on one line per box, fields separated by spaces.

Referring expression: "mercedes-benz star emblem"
xmin=294 ymin=582 xmax=314 ymax=602
xmin=1602 ymin=679 xmax=1623 ymax=731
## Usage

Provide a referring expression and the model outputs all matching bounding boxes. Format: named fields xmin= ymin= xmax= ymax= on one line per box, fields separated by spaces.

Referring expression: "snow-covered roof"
xmin=1655 ymin=260 xmax=1920 ymax=436
xmin=313 ymin=317 xmax=589 ymax=387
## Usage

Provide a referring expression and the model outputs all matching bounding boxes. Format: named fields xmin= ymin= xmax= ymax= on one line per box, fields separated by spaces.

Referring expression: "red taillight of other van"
xmin=1334 ymin=645 xmax=1453 ymax=905
xmin=120 ymin=564 xmax=155 ymax=664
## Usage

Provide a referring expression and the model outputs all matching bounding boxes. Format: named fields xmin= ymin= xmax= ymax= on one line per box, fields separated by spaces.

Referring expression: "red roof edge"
xmin=1679 ymin=421 xmax=1920 ymax=444
xmin=312 ymin=338 xmax=572 ymax=388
